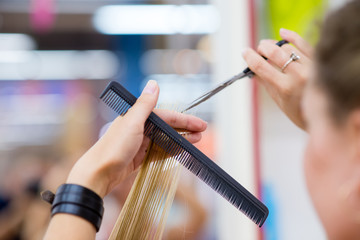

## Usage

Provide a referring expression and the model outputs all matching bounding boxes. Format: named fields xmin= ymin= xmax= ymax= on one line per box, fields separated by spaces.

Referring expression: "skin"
xmin=43 ymin=80 xmax=207 ymax=240
xmin=243 ymin=28 xmax=360 ymax=239
xmin=242 ymin=28 xmax=313 ymax=129
xmin=302 ymin=84 xmax=360 ymax=239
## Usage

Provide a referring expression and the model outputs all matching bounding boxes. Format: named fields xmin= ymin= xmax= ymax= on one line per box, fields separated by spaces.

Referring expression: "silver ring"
xmin=281 ymin=52 xmax=300 ymax=72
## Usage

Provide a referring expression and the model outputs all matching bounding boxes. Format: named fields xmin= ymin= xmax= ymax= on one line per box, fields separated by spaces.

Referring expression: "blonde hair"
xmin=108 ymin=141 xmax=182 ymax=239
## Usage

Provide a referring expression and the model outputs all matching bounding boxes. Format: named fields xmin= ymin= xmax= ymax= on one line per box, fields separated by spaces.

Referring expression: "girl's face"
xmin=302 ymin=84 xmax=360 ymax=239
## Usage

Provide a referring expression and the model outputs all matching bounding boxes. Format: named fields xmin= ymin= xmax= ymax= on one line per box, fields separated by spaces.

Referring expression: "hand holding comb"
xmin=100 ymin=82 xmax=269 ymax=227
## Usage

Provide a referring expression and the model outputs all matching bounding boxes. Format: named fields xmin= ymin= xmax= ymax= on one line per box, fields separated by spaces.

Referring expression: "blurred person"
xmin=43 ymin=80 xmax=207 ymax=239
xmin=242 ymin=0 xmax=360 ymax=239
xmin=20 ymin=151 xmax=84 ymax=240
xmin=0 ymin=149 xmax=51 ymax=240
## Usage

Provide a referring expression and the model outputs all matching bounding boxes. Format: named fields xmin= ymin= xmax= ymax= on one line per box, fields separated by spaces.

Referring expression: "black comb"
xmin=100 ymin=81 xmax=269 ymax=227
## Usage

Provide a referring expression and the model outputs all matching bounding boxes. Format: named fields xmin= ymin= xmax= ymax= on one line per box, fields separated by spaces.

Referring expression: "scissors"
xmin=182 ymin=39 xmax=288 ymax=113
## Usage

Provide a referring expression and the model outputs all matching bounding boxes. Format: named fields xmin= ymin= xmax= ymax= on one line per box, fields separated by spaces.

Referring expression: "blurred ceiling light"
xmin=0 ymin=50 xmax=118 ymax=80
xmin=93 ymin=5 xmax=220 ymax=35
xmin=0 ymin=33 xmax=36 ymax=51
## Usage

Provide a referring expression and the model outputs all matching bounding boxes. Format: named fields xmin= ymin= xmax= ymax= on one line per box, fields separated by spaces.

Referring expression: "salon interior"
xmin=0 ymin=0 xmax=345 ymax=239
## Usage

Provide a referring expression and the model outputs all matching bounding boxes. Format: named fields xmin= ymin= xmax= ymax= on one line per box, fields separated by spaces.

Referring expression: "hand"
xmin=242 ymin=28 xmax=313 ymax=130
xmin=66 ymin=80 xmax=207 ymax=198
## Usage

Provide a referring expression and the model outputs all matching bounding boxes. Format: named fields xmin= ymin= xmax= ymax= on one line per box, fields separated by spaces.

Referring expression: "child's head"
xmin=302 ymin=0 xmax=360 ymax=238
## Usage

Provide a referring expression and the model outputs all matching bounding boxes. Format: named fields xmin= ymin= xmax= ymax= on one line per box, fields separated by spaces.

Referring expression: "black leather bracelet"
xmin=51 ymin=203 xmax=102 ymax=232
xmin=53 ymin=184 xmax=104 ymax=217
xmin=48 ymin=184 xmax=104 ymax=232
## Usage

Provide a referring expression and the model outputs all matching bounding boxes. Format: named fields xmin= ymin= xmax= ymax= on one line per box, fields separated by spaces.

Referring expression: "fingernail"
xmin=142 ymin=80 xmax=157 ymax=95
xmin=280 ymin=28 xmax=290 ymax=37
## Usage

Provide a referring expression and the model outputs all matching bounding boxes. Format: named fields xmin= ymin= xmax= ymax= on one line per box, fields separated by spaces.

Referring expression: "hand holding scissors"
xmin=182 ymin=40 xmax=289 ymax=113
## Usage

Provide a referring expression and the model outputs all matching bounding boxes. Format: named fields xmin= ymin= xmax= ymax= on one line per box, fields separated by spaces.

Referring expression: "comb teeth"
xmin=102 ymin=90 xmax=132 ymax=116
xmin=100 ymin=81 xmax=269 ymax=227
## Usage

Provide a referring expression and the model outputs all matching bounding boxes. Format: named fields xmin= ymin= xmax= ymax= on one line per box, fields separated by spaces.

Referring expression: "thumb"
xmin=126 ymin=80 xmax=159 ymax=123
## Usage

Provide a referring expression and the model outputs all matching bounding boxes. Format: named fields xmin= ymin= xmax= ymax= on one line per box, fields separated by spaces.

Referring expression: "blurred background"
xmin=0 ymin=0 xmax=347 ymax=239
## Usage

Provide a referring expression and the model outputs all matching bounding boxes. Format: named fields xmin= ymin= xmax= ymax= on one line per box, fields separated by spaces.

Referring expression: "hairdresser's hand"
xmin=66 ymin=80 xmax=207 ymax=198
xmin=243 ymin=29 xmax=313 ymax=130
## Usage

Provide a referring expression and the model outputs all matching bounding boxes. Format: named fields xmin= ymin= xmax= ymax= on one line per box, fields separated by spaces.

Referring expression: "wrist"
xmin=43 ymin=183 xmax=105 ymax=233
xmin=66 ymin=158 xmax=109 ymax=198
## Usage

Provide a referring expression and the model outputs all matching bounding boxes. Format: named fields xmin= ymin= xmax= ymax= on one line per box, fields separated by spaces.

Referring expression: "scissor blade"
xmin=181 ymin=85 xmax=225 ymax=113
xmin=182 ymin=71 xmax=249 ymax=113
xmin=181 ymin=39 xmax=288 ymax=113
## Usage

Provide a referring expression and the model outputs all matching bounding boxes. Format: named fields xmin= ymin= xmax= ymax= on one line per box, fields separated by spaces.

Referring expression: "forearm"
xmin=43 ymin=160 xmax=107 ymax=240
xmin=43 ymin=213 xmax=96 ymax=240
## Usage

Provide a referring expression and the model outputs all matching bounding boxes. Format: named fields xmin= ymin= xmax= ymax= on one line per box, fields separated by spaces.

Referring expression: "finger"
xmin=184 ymin=132 xmax=202 ymax=144
xmin=257 ymin=40 xmax=291 ymax=69
xmin=257 ymin=39 xmax=310 ymax=67
xmin=279 ymin=28 xmax=313 ymax=58
xmin=281 ymin=43 xmax=311 ymax=63
xmin=242 ymin=47 xmax=283 ymax=85
xmin=132 ymin=136 xmax=150 ymax=170
xmin=279 ymin=45 xmax=312 ymax=76
xmin=126 ymin=80 xmax=159 ymax=124
xmin=258 ymin=40 xmax=306 ymax=74
xmin=154 ymin=109 xmax=207 ymax=132
xmin=258 ymin=39 xmax=278 ymax=46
